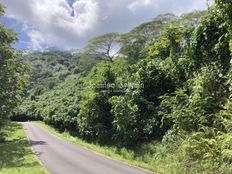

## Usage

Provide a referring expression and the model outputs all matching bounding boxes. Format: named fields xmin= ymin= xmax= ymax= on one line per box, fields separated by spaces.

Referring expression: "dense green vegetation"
xmin=0 ymin=122 xmax=48 ymax=174
xmin=0 ymin=5 xmax=47 ymax=173
xmin=0 ymin=4 xmax=27 ymax=141
xmin=1 ymin=1 xmax=232 ymax=173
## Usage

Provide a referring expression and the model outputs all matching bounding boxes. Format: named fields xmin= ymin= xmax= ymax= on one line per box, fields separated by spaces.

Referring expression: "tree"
xmin=119 ymin=13 xmax=177 ymax=62
xmin=84 ymin=32 xmax=120 ymax=62
xmin=77 ymin=62 xmax=116 ymax=143
xmin=110 ymin=58 xmax=175 ymax=146
xmin=215 ymin=0 xmax=232 ymax=52
xmin=0 ymin=4 xmax=25 ymax=140
xmin=192 ymin=7 xmax=231 ymax=72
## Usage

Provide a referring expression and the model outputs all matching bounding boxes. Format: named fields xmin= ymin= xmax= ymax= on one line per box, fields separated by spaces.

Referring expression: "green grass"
xmin=34 ymin=121 xmax=156 ymax=173
xmin=0 ymin=122 xmax=48 ymax=174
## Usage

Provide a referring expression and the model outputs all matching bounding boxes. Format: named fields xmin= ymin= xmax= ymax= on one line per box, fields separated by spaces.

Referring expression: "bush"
xmin=110 ymin=58 xmax=175 ymax=146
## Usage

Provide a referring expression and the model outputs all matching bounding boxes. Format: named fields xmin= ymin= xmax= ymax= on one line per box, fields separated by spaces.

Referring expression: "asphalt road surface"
xmin=22 ymin=122 xmax=154 ymax=174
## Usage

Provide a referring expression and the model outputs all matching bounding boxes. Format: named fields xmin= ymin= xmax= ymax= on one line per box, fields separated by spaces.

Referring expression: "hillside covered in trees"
xmin=1 ymin=1 xmax=232 ymax=174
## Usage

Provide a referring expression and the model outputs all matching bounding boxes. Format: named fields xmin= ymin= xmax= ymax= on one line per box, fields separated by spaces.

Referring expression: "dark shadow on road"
xmin=29 ymin=140 xmax=47 ymax=146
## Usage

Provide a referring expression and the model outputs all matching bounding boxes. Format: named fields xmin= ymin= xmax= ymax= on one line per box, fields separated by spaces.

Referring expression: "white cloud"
xmin=1 ymin=0 xmax=213 ymax=50
xmin=2 ymin=0 xmax=99 ymax=49
xmin=28 ymin=30 xmax=45 ymax=50
xmin=72 ymin=0 xmax=99 ymax=34
xmin=127 ymin=0 xmax=153 ymax=13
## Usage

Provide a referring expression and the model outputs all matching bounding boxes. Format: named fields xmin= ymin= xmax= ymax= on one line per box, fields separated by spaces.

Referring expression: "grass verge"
xmin=0 ymin=122 xmax=48 ymax=174
xmin=34 ymin=121 xmax=157 ymax=173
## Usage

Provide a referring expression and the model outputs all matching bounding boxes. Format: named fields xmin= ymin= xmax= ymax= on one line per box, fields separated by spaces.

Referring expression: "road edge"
xmin=21 ymin=122 xmax=50 ymax=174
xmin=33 ymin=121 xmax=156 ymax=174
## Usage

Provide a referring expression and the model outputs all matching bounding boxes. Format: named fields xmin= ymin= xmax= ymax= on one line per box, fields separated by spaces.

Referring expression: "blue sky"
xmin=0 ymin=0 xmax=214 ymax=50
xmin=0 ymin=17 xmax=31 ymax=49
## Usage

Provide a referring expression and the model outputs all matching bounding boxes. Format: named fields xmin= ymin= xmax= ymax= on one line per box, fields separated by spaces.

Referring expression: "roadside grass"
xmin=35 ymin=121 xmax=156 ymax=172
xmin=0 ymin=122 xmax=48 ymax=174
xmin=35 ymin=121 xmax=181 ymax=174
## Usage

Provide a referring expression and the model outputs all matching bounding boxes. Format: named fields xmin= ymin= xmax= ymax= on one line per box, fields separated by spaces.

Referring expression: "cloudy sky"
xmin=0 ymin=0 xmax=214 ymax=50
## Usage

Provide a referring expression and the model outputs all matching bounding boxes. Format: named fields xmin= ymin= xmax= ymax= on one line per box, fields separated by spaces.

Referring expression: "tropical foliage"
xmin=2 ymin=1 xmax=232 ymax=173
xmin=0 ymin=4 xmax=26 ymax=141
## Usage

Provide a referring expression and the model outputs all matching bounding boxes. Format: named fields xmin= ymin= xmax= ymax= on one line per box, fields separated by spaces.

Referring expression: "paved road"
xmin=22 ymin=122 xmax=154 ymax=174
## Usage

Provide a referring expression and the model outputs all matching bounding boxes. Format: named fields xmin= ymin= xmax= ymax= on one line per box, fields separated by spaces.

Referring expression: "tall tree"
xmin=84 ymin=32 xmax=120 ymax=62
xmin=0 ymin=4 xmax=24 ymax=139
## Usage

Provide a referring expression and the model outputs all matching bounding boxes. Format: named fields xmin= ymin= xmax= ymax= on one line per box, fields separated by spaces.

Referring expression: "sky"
xmin=0 ymin=0 xmax=214 ymax=50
